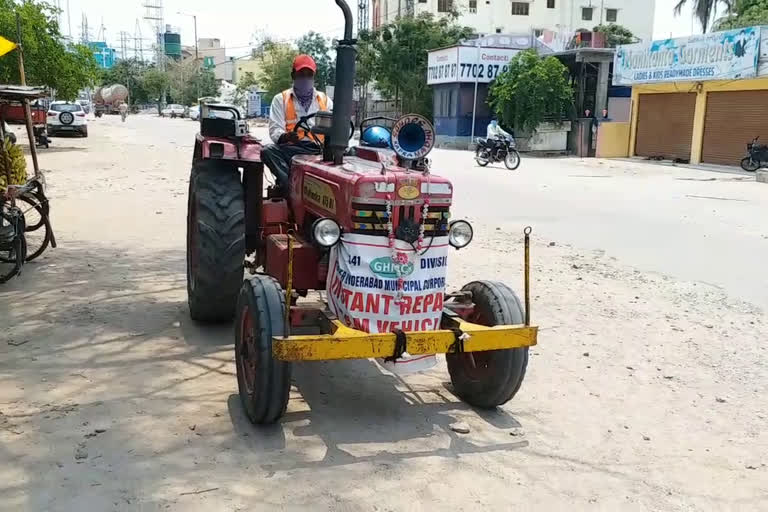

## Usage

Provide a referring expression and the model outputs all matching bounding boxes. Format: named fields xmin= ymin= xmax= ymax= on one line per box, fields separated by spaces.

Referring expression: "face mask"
xmin=293 ymin=77 xmax=314 ymax=97
xmin=490 ymin=121 xmax=497 ymax=127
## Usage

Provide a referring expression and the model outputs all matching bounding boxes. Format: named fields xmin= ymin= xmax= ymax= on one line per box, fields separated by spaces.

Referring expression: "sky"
xmin=61 ymin=0 xmax=710 ymax=58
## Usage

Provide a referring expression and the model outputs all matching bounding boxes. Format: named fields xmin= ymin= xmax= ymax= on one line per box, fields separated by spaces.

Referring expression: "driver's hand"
xmin=278 ymin=132 xmax=300 ymax=144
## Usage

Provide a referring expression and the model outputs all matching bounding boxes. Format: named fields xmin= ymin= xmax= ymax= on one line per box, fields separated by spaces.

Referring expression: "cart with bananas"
xmin=0 ymin=84 xmax=56 ymax=283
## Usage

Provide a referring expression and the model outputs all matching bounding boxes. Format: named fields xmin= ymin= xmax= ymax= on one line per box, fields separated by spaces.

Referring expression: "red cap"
xmin=292 ymin=54 xmax=317 ymax=73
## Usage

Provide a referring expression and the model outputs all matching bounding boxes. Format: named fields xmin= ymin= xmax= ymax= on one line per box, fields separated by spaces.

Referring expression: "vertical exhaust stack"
xmin=330 ymin=0 xmax=356 ymax=165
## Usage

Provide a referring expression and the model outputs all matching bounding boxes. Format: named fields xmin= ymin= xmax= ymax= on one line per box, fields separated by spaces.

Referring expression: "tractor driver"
xmin=262 ymin=54 xmax=333 ymax=195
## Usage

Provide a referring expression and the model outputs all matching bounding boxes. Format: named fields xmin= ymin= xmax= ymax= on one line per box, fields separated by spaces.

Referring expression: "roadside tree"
xmin=0 ymin=0 xmax=98 ymax=99
xmin=488 ymin=50 xmax=573 ymax=133
xmin=356 ymin=13 xmax=473 ymax=117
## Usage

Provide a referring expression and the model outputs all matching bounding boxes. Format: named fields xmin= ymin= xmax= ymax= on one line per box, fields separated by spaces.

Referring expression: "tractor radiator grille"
xmin=350 ymin=202 xmax=450 ymax=237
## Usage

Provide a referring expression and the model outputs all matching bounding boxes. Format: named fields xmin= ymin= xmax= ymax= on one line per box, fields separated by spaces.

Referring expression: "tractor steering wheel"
xmin=293 ymin=113 xmax=355 ymax=144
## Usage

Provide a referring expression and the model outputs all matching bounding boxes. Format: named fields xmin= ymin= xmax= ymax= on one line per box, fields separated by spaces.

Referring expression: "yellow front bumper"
xmin=272 ymin=319 xmax=537 ymax=362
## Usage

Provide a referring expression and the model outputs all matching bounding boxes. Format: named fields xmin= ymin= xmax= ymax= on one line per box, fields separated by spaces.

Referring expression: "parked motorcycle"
xmin=475 ymin=135 xmax=521 ymax=170
xmin=740 ymin=136 xmax=768 ymax=172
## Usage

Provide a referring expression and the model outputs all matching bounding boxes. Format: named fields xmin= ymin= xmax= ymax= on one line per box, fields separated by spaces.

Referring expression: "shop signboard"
xmin=427 ymin=45 xmax=521 ymax=85
xmin=614 ymin=26 xmax=762 ymax=85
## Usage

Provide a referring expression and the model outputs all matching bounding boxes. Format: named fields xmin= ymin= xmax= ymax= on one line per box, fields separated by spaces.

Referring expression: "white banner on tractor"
xmin=327 ymin=233 xmax=449 ymax=374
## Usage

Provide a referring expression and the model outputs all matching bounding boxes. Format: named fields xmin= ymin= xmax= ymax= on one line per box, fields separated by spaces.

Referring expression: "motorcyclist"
xmin=119 ymin=102 xmax=128 ymax=122
xmin=486 ymin=118 xmax=513 ymax=156
xmin=261 ymin=54 xmax=333 ymax=195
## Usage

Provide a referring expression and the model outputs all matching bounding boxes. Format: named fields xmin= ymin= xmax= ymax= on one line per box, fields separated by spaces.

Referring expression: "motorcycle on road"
xmin=475 ymin=135 xmax=521 ymax=170
xmin=740 ymin=136 xmax=767 ymax=172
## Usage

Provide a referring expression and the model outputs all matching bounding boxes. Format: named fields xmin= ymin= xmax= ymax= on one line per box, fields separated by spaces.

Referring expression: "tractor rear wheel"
xmin=447 ymin=280 xmax=529 ymax=409
xmin=187 ymin=161 xmax=245 ymax=322
xmin=235 ymin=275 xmax=292 ymax=424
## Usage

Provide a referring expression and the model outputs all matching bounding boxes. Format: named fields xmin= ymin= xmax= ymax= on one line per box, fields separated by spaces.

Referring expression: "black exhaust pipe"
xmin=330 ymin=0 xmax=356 ymax=164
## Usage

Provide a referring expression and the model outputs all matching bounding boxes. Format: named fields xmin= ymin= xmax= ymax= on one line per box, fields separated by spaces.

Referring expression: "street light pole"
xmin=178 ymin=12 xmax=200 ymax=102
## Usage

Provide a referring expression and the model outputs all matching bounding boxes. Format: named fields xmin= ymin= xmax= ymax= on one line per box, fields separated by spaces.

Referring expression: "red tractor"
xmin=186 ymin=0 xmax=538 ymax=425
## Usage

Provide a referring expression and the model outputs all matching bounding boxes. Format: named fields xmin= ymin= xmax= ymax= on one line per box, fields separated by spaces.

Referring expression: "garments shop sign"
xmin=427 ymin=45 xmax=521 ymax=85
xmin=614 ymin=26 xmax=761 ymax=85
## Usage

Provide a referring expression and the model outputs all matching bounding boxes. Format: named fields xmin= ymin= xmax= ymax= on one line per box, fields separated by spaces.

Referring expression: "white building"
xmin=373 ymin=0 xmax=656 ymax=43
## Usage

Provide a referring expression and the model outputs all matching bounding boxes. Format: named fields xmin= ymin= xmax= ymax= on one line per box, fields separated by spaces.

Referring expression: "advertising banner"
xmin=427 ymin=45 xmax=521 ymax=85
xmin=614 ymin=26 xmax=761 ymax=85
xmin=327 ymin=233 xmax=449 ymax=374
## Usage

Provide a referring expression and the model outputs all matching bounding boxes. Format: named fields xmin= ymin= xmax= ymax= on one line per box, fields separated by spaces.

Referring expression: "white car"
xmin=162 ymin=104 xmax=186 ymax=118
xmin=188 ymin=105 xmax=200 ymax=121
xmin=47 ymin=101 xmax=88 ymax=137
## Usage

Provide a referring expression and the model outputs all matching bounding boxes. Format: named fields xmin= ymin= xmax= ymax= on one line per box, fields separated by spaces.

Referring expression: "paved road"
xmin=0 ymin=115 xmax=765 ymax=511
xmin=425 ymin=149 xmax=768 ymax=310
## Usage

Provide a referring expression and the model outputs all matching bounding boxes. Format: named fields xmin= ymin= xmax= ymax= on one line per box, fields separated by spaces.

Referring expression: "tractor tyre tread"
xmin=187 ymin=161 xmax=245 ymax=322
xmin=447 ymin=280 xmax=529 ymax=409
xmin=235 ymin=275 xmax=292 ymax=425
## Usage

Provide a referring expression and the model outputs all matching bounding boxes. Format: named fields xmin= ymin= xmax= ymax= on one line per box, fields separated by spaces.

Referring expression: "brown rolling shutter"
xmin=702 ymin=90 xmax=768 ymax=166
xmin=635 ymin=93 xmax=696 ymax=161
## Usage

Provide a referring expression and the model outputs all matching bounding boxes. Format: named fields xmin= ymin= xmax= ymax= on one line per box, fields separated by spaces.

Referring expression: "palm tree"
xmin=674 ymin=0 xmax=735 ymax=32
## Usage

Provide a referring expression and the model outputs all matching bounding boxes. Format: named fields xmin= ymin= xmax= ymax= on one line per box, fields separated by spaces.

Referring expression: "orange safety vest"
xmin=283 ymin=89 xmax=328 ymax=143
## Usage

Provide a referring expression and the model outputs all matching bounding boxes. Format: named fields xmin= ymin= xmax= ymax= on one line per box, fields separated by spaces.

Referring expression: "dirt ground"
xmin=1 ymin=115 xmax=766 ymax=511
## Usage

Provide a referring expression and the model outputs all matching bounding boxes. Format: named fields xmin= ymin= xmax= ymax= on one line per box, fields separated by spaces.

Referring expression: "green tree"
xmin=356 ymin=13 xmax=474 ymax=117
xmin=593 ymin=24 xmax=636 ymax=47
xmin=255 ymin=40 xmax=298 ymax=100
xmin=166 ymin=60 xmax=218 ymax=105
xmin=297 ymin=31 xmax=334 ymax=89
xmin=488 ymin=50 xmax=573 ymax=133
xmin=715 ymin=0 xmax=768 ymax=29
xmin=673 ymin=0 xmax=734 ymax=32
xmin=0 ymin=0 xmax=98 ymax=99
xmin=142 ymin=68 xmax=169 ymax=114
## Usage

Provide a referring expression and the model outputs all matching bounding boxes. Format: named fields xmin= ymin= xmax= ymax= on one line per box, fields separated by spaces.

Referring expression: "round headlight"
xmin=312 ymin=218 xmax=342 ymax=247
xmin=448 ymin=220 xmax=473 ymax=249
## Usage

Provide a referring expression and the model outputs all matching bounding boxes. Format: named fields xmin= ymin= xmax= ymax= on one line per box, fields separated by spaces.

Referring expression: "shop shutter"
xmin=702 ymin=90 xmax=768 ymax=166
xmin=635 ymin=93 xmax=696 ymax=161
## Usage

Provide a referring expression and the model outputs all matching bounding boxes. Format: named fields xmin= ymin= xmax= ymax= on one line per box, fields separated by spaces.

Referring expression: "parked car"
xmin=161 ymin=104 xmax=186 ymax=118
xmin=77 ymin=99 xmax=91 ymax=114
xmin=2 ymin=120 xmax=16 ymax=144
xmin=47 ymin=101 xmax=88 ymax=137
xmin=188 ymin=105 xmax=200 ymax=121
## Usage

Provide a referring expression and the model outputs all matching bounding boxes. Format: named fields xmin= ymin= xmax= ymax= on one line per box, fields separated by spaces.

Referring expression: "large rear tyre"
xmin=447 ymin=281 xmax=529 ymax=409
xmin=186 ymin=161 xmax=245 ymax=322
xmin=740 ymin=157 xmax=760 ymax=172
xmin=235 ymin=276 xmax=292 ymax=425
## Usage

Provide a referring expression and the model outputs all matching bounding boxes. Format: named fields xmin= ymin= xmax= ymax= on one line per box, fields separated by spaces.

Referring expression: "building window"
xmin=438 ymin=0 xmax=452 ymax=12
xmin=496 ymin=27 xmax=503 ymax=33
xmin=606 ymin=8 xmax=618 ymax=22
xmin=547 ymin=0 xmax=555 ymax=7
xmin=582 ymin=7 xmax=593 ymax=20
xmin=469 ymin=0 xmax=477 ymax=13
xmin=533 ymin=28 xmax=544 ymax=38
xmin=419 ymin=0 xmax=426 ymax=2
xmin=511 ymin=2 xmax=529 ymax=15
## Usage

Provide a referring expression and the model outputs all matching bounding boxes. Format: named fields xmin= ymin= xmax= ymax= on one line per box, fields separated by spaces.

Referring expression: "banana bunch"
xmin=0 ymin=138 xmax=27 ymax=193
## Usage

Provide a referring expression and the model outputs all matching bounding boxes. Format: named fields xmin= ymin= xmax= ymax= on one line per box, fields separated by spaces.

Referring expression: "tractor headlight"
xmin=312 ymin=218 xmax=342 ymax=247
xmin=448 ymin=220 xmax=473 ymax=249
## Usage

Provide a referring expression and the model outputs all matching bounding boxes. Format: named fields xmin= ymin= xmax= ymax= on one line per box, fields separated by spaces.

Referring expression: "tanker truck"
xmin=93 ymin=84 xmax=128 ymax=117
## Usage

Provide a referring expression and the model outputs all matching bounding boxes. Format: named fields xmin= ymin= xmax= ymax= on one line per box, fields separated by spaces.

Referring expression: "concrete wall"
xmin=233 ymin=58 xmax=262 ymax=85
xmin=628 ymin=78 xmax=768 ymax=164
xmin=377 ymin=0 xmax=655 ymax=42
xmin=596 ymin=122 xmax=631 ymax=157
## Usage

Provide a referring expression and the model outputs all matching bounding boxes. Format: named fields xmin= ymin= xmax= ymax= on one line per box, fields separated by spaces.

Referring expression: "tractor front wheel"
xmin=447 ymin=281 xmax=529 ymax=409
xmin=187 ymin=161 xmax=245 ymax=322
xmin=235 ymin=276 xmax=292 ymax=424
